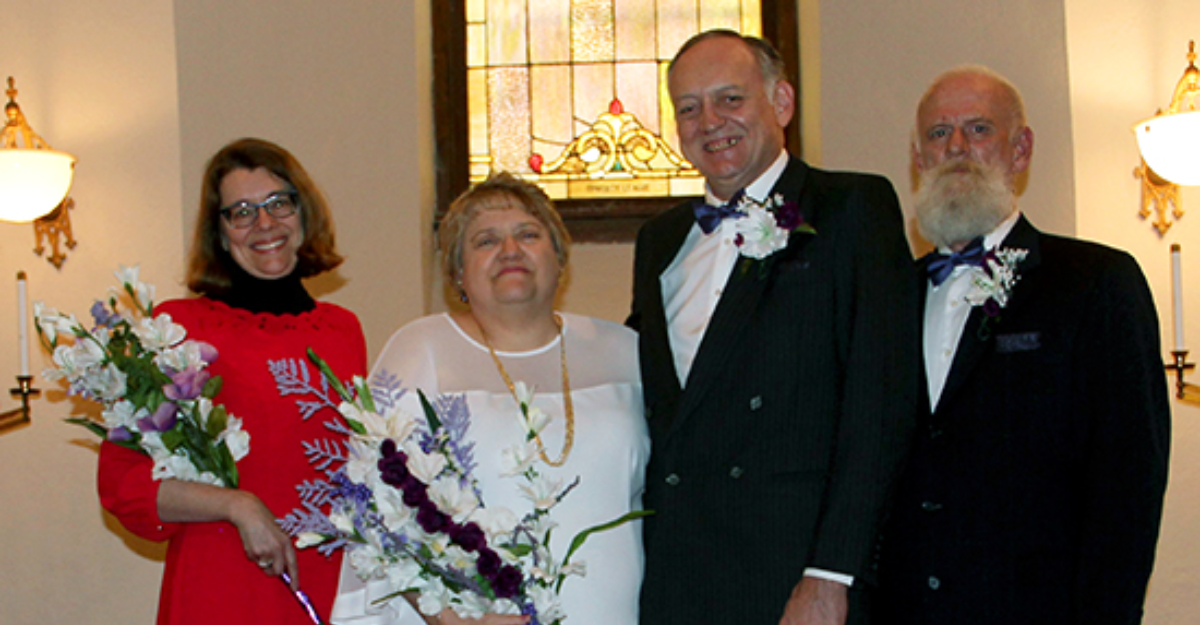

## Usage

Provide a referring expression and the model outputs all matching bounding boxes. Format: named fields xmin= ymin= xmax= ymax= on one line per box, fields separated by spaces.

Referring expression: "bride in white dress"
xmin=331 ymin=173 xmax=648 ymax=625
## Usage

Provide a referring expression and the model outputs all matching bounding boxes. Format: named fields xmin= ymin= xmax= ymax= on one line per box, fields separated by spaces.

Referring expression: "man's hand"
xmin=779 ymin=575 xmax=848 ymax=625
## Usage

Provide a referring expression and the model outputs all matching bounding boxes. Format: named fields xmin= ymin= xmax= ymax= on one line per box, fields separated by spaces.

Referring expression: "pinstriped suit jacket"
xmin=628 ymin=157 xmax=922 ymax=624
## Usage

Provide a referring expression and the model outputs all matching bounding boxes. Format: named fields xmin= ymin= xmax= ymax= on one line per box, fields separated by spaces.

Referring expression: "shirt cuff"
xmin=803 ymin=568 xmax=855 ymax=587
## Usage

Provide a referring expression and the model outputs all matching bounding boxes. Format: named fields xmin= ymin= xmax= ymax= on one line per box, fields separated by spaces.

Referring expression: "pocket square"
xmin=995 ymin=331 xmax=1041 ymax=353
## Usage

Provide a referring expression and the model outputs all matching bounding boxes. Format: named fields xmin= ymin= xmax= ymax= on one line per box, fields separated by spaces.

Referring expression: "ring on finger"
xmin=258 ymin=559 xmax=272 ymax=569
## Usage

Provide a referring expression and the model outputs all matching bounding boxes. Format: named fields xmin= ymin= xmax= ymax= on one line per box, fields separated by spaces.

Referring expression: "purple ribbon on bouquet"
xmin=280 ymin=572 xmax=324 ymax=624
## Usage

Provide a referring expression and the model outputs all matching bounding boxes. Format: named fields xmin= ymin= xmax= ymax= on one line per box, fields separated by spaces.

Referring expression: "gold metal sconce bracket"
xmin=1135 ymin=158 xmax=1183 ymax=235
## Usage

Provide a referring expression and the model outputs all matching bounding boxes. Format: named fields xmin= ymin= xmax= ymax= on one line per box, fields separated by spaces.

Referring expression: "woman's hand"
xmin=227 ymin=490 xmax=300 ymax=587
xmin=157 ymin=480 xmax=300 ymax=589
xmin=427 ymin=609 xmax=529 ymax=625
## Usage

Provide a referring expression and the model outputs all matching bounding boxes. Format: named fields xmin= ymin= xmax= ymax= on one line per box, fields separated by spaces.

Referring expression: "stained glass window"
xmin=434 ymin=1 xmax=798 ymax=241
xmin=465 ymin=0 xmax=762 ymax=201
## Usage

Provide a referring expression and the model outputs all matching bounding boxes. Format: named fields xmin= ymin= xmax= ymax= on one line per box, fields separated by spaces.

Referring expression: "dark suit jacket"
xmin=875 ymin=215 xmax=1171 ymax=624
xmin=628 ymin=158 xmax=921 ymax=624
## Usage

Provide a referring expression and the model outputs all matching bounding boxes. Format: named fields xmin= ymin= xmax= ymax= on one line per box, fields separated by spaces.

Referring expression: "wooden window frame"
xmin=432 ymin=1 xmax=800 ymax=242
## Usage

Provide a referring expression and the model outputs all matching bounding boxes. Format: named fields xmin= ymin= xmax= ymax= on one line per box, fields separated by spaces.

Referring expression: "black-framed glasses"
xmin=219 ymin=191 xmax=299 ymax=229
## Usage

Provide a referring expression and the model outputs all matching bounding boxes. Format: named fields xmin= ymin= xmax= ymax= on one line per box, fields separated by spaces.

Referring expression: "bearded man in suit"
xmin=873 ymin=65 xmax=1170 ymax=624
xmin=627 ymin=30 xmax=921 ymax=624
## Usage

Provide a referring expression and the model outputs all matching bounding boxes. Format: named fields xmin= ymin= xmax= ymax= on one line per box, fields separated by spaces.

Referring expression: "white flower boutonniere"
xmin=964 ymin=247 xmax=1028 ymax=338
xmin=730 ymin=193 xmax=816 ymax=260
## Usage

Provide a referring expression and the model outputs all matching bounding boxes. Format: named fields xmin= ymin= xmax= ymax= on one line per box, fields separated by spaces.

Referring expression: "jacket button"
xmin=928 ymin=576 xmax=941 ymax=590
xmin=749 ymin=396 xmax=763 ymax=411
xmin=729 ymin=466 xmax=745 ymax=479
xmin=665 ymin=473 xmax=680 ymax=486
xmin=921 ymin=501 xmax=943 ymax=512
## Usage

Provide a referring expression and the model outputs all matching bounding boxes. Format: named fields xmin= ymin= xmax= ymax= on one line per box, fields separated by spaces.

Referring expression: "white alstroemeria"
xmin=513 ymin=381 xmax=535 ymax=408
xmin=416 ymin=580 xmax=450 ymax=617
xmin=84 ymin=363 xmax=127 ymax=401
xmin=529 ymin=584 xmax=566 ymax=625
xmin=428 ymin=477 xmax=480 ymax=519
xmin=499 ymin=441 xmax=539 ymax=477
xmin=133 ymin=313 xmax=186 ymax=352
xmin=156 ymin=340 xmax=208 ymax=373
xmin=402 ymin=440 xmax=447 ymax=484
xmin=339 ymin=400 xmax=416 ymax=441
xmin=519 ymin=475 xmax=565 ymax=511
xmin=50 ymin=344 xmax=90 ymax=382
xmin=382 ymin=559 xmax=424 ymax=595
xmin=452 ymin=590 xmax=494 ymax=620
xmin=113 ymin=264 xmax=140 ymax=292
xmin=295 ymin=531 xmax=326 ymax=549
xmin=329 ymin=508 xmax=357 ymax=535
xmin=471 ymin=505 xmax=519 ymax=540
xmin=151 ymin=452 xmax=200 ymax=483
xmin=374 ymin=485 xmax=411 ymax=530
xmin=520 ymin=405 xmax=551 ymax=437
xmin=964 ymin=247 xmax=1028 ymax=311
xmin=218 ymin=414 xmax=251 ymax=461
xmin=33 ymin=301 xmax=62 ymax=345
xmin=345 ymin=442 xmax=379 ymax=484
xmin=349 ymin=542 xmax=389 ymax=582
xmin=101 ymin=399 xmax=140 ymax=430
xmin=731 ymin=204 xmax=790 ymax=260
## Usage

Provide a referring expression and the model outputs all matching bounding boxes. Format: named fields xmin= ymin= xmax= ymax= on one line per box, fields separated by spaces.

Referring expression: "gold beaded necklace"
xmin=478 ymin=314 xmax=575 ymax=467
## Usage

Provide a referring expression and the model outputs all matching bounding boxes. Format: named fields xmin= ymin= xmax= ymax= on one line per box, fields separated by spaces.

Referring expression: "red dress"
xmin=98 ymin=297 xmax=367 ymax=624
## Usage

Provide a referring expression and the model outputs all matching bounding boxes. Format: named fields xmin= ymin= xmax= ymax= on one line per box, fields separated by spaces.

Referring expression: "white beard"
xmin=915 ymin=159 xmax=1015 ymax=249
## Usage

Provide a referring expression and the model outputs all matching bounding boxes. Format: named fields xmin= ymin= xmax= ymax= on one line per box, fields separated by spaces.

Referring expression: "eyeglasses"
xmin=219 ymin=191 xmax=299 ymax=229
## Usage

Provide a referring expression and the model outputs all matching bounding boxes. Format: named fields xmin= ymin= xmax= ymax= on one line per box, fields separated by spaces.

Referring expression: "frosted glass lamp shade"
xmin=0 ymin=148 xmax=76 ymax=223
xmin=1134 ymin=110 xmax=1200 ymax=186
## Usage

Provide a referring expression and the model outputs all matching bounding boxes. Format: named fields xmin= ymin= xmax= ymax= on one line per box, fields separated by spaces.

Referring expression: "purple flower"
xmin=107 ymin=426 xmax=133 ymax=442
xmin=416 ymin=501 xmax=449 ymax=533
xmin=138 ymin=401 xmax=178 ymax=433
xmin=90 ymin=301 xmax=122 ymax=328
xmin=399 ymin=476 xmax=427 ymax=507
xmin=983 ymin=298 xmax=1001 ymax=318
xmin=450 ymin=522 xmax=487 ymax=553
xmin=163 ymin=366 xmax=209 ymax=401
xmin=476 ymin=548 xmax=502 ymax=579
xmin=194 ymin=341 xmax=219 ymax=364
xmin=774 ymin=201 xmax=804 ymax=231
xmin=492 ymin=565 xmax=523 ymax=599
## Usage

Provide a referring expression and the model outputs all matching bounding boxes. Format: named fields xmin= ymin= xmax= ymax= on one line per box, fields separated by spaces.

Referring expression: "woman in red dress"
xmin=98 ymin=138 xmax=367 ymax=623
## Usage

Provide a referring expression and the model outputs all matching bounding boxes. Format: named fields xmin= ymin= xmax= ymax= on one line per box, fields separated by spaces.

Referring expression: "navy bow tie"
xmin=693 ymin=190 xmax=746 ymax=234
xmin=927 ymin=237 xmax=987 ymax=286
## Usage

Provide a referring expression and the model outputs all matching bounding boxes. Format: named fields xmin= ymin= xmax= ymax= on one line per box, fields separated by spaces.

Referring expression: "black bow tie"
xmin=693 ymin=189 xmax=746 ymax=234
xmin=927 ymin=237 xmax=987 ymax=286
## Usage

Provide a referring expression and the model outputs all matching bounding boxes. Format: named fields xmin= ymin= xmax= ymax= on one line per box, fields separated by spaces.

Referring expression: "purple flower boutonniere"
xmin=730 ymin=194 xmax=816 ymax=274
xmin=964 ymin=247 xmax=1028 ymax=339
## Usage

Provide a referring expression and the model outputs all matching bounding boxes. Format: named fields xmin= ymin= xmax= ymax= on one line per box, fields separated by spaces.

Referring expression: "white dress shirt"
xmin=660 ymin=150 xmax=789 ymax=386
xmin=924 ymin=211 xmax=1020 ymax=411
xmin=658 ymin=150 xmax=854 ymax=587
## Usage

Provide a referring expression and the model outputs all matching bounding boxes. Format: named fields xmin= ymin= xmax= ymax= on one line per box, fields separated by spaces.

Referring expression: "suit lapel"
xmin=933 ymin=214 xmax=1042 ymax=417
xmin=643 ymin=204 xmax=706 ymax=401
xmin=669 ymin=159 xmax=811 ymax=433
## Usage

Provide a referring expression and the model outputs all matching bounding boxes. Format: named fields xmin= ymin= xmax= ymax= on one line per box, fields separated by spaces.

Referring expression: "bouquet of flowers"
xmin=36 ymin=265 xmax=249 ymax=488
xmin=275 ymin=350 xmax=648 ymax=624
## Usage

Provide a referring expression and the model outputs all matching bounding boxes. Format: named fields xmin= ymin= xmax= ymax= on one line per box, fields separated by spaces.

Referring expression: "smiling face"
xmin=218 ymin=167 xmax=303 ymax=280
xmin=669 ymin=35 xmax=794 ymax=200
xmin=457 ymin=203 xmax=560 ymax=314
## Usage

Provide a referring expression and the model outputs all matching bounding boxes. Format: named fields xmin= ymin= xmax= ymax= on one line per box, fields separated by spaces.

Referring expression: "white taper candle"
xmin=1172 ymin=244 xmax=1185 ymax=352
xmin=17 ymin=271 xmax=29 ymax=376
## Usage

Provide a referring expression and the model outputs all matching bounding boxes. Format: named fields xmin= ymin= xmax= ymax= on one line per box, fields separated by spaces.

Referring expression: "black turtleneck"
xmin=210 ymin=259 xmax=316 ymax=315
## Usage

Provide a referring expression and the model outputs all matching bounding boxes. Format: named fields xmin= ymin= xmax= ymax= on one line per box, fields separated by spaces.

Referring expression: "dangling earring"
xmin=456 ymin=278 xmax=468 ymax=304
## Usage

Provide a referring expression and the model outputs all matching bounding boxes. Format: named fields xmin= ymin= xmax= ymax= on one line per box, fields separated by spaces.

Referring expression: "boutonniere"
xmin=730 ymin=193 xmax=816 ymax=274
xmin=964 ymin=247 xmax=1028 ymax=339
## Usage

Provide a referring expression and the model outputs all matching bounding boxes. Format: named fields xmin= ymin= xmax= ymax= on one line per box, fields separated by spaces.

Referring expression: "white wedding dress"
xmin=330 ymin=312 xmax=648 ymax=625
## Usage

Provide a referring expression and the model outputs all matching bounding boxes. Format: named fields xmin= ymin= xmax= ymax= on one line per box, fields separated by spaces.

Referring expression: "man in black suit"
xmin=874 ymin=65 xmax=1171 ymax=623
xmin=628 ymin=30 xmax=920 ymax=624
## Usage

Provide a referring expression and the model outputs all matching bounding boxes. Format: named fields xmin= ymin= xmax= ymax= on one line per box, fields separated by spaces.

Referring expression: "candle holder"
xmin=1165 ymin=350 xmax=1200 ymax=401
xmin=0 ymin=375 xmax=39 ymax=431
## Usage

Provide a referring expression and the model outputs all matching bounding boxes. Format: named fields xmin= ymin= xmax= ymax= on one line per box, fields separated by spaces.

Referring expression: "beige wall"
xmin=1065 ymin=0 xmax=1200 ymax=622
xmin=0 ymin=0 xmax=1195 ymax=623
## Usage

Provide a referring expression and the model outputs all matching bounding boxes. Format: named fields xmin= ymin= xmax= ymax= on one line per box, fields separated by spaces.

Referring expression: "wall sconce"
xmin=0 ymin=77 xmax=78 ymax=269
xmin=1133 ymin=41 xmax=1200 ymax=235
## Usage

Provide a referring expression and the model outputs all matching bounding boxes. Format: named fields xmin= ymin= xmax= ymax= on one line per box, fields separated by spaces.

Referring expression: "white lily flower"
xmin=428 ymin=477 xmax=479 ymax=519
xmin=471 ymin=506 xmax=519 ymax=539
xmin=415 ymin=579 xmax=449 ymax=617
xmin=295 ymin=532 xmax=325 ymax=549
xmin=513 ymin=381 xmax=536 ymax=407
xmin=101 ymin=399 xmax=140 ymax=430
xmin=133 ymin=313 xmax=186 ymax=352
xmin=329 ymin=509 xmax=356 ymax=535
xmin=520 ymin=475 xmax=565 ymax=511
xmin=84 ymin=363 xmax=127 ymax=401
xmin=521 ymin=405 xmax=551 ymax=436
xmin=499 ymin=441 xmax=539 ymax=477
xmin=402 ymin=441 xmax=447 ymax=484
xmin=114 ymin=264 xmax=140 ymax=291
